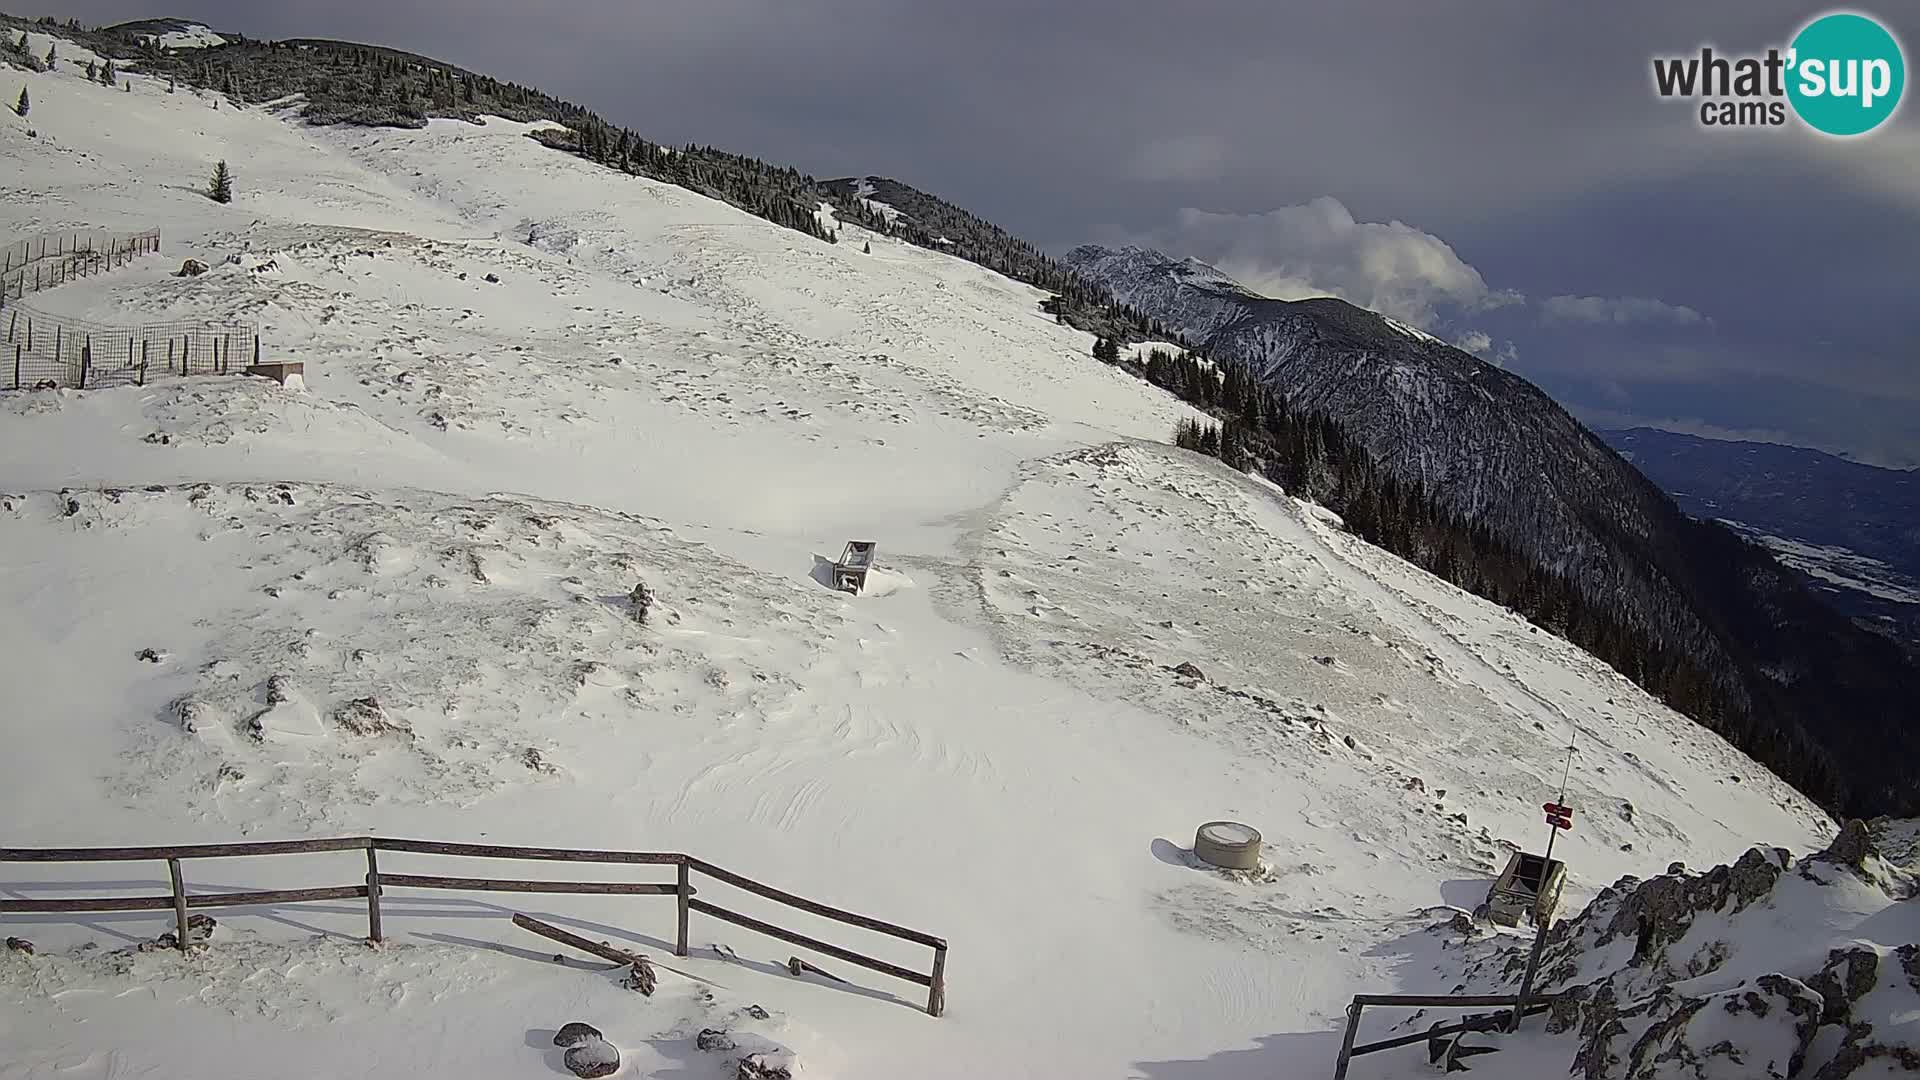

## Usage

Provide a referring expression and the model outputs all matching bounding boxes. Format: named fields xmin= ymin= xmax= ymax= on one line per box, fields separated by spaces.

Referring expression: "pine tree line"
xmin=824 ymin=178 xmax=1185 ymax=346
xmin=531 ymin=124 xmax=838 ymax=244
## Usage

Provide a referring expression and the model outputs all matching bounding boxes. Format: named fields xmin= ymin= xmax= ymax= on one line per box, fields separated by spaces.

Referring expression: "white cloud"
xmin=1452 ymin=330 xmax=1519 ymax=366
xmin=1542 ymin=294 xmax=1709 ymax=326
xmin=1453 ymin=330 xmax=1492 ymax=355
xmin=1124 ymin=196 xmax=1519 ymax=329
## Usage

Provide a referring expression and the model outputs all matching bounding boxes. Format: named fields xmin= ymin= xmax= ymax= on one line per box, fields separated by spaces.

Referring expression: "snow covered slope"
xmin=0 ymin=31 xmax=1848 ymax=1080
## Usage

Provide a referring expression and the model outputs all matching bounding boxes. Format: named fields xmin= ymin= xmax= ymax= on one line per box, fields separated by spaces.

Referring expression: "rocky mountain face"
xmin=1439 ymin=819 xmax=1919 ymax=1078
xmin=1062 ymin=243 xmax=1920 ymax=818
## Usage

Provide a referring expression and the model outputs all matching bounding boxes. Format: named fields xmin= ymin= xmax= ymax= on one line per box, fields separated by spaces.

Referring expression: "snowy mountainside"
xmin=102 ymin=17 xmax=227 ymax=50
xmin=1063 ymin=243 xmax=1920 ymax=819
xmin=0 ymin=26 xmax=1873 ymax=1080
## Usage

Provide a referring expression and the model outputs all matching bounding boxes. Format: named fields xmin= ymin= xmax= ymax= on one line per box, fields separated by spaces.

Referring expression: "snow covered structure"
xmin=1486 ymin=850 xmax=1569 ymax=928
xmin=832 ymin=540 xmax=877 ymax=594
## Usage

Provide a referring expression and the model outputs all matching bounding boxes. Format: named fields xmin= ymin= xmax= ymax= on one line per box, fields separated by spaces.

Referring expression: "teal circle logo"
xmin=1787 ymin=12 xmax=1905 ymax=136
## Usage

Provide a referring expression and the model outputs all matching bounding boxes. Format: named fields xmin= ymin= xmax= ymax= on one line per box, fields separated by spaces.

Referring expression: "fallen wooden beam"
xmin=512 ymin=912 xmax=643 ymax=965
xmin=511 ymin=912 xmax=657 ymax=995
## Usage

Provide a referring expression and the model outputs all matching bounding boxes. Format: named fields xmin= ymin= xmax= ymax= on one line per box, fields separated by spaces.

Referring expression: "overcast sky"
xmin=50 ymin=0 xmax=1920 ymax=465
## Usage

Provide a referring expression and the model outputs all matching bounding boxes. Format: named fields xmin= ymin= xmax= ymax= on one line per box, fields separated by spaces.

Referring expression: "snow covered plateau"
xmin=0 ymin=29 xmax=1908 ymax=1080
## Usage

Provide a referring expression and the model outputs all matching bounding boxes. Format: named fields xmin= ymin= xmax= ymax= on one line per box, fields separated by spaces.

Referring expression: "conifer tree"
xmin=13 ymin=85 xmax=26 ymax=118
xmin=862 ymin=240 xmax=871 ymax=254
xmin=208 ymin=160 xmax=233 ymax=204
xmin=45 ymin=41 xmax=55 ymax=68
xmin=100 ymin=59 xmax=116 ymax=86
xmin=86 ymin=59 xmax=97 ymax=81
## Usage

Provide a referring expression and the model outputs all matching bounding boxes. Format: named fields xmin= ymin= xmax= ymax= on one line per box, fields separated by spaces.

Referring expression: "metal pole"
xmin=1511 ymin=740 xmax=1576 ymax=1032
xmin=1332 ymin=999 xmax=1363 ymax=1080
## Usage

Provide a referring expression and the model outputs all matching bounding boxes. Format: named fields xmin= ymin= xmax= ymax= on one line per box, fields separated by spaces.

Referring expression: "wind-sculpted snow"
xmin=0 ymin=483 xmax=832 ymax=827
xmin=972 ymin=443 xmax=1828 ymax=922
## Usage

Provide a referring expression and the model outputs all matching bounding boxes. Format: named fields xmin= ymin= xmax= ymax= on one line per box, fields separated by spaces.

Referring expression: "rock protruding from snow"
xmin=553 ymin=1022 xmax=602 ymax=1048
xmin=563 ymin=1036 xmax=619 ymax=1078
xmin=1570 ymin=974 xmax=1825 ymax=1080
xmin=1453 ymin=819 xmax=1919 ymax=1080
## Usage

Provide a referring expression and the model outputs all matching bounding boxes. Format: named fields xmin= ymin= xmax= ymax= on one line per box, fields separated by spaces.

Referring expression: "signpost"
xmin=1510 ymin=740 xmax=1576 ymax=1032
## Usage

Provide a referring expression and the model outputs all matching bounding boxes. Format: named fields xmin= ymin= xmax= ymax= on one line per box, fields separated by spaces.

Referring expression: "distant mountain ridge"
xmin=1605 ymin=426 xmax=1920 ymax=639
xmin=1064 ymin=243 xmax=1920 ymax=817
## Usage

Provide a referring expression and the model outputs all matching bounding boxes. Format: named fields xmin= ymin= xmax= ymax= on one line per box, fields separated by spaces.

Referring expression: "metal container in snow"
xmin=1193 ymin=821 xmax=1262 ymax=870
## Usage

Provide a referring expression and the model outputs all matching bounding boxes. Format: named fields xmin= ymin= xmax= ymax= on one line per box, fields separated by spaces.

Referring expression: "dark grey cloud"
xmin=45 ymin=0 xmax=1920 ymax=461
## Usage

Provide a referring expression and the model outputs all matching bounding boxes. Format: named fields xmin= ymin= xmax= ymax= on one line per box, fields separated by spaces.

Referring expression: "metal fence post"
xmin=1332 ymin=999 xmax=1363 ymax=1080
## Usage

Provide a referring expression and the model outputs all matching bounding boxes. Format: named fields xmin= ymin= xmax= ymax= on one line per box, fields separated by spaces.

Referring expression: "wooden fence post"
xmin=676 ymin=858 xmax=691 ymax=957
xmin=13 ymin=343 xmax=20 ymax=390
xmin=928 ymin=945 xmax=947 ymax=1017
xmin=365 ymin=846 xmax=383 ymax=944
xmin=80 ymin=338 xmax=90 ymax=389
xmin=167 ymin=858 xmax=190 ymax=953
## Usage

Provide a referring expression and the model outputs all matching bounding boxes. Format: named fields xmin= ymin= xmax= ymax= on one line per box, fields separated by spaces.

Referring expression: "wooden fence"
xmin=0 ymin=836 xmax=948 ymax=1016
xmin=1 ymin=229 xmax=163 ymax=309
xmin=4 ymin=305 xmax=262 ymax=390
xmin=1330 ymin=992 xmax=1557 ymax=1077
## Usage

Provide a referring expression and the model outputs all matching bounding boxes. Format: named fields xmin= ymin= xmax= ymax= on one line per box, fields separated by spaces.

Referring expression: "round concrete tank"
xmin=1193 ymin=821 xmax=1262 ymax=870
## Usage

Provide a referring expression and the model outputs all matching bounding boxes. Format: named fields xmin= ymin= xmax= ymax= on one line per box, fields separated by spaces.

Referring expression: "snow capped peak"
xmin=121 ymin=19 xmax=227 ymax=49
xmin=1381 ymin=314 xmax=1444 ymax=346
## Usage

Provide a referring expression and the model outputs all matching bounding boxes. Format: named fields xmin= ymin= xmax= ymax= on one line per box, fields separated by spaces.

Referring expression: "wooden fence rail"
xmin=0 ymin=229 xmax=163 ymax=311
xmin=0 ymin=836 xmax=947 ymax=1016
